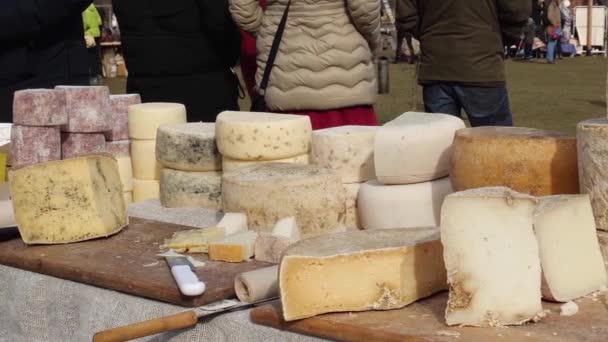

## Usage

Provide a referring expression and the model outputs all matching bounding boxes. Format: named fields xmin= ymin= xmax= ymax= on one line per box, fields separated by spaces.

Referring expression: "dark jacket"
xmin=0 ymin=0 xmax=90 ymax=122
xmin=396 ymin=0 xmax=531 ymax=86
xmin=113 ymin=0 xmax=242 ymax=122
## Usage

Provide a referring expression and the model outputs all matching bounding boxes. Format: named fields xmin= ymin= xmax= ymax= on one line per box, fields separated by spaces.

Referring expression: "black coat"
xmin=113 ymin=0 xmax=242 ymax=122
xmin=0 ymin=0 xmax=91 ymax=123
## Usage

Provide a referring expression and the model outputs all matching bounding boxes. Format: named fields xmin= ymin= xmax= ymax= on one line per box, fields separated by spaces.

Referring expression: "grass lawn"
xmin=105 ymin=56 xmax=606 ymax=135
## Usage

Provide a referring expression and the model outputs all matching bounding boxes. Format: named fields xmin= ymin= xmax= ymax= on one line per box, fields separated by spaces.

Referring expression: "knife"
xmin=165 ymin=256 xmax=206 ymax=297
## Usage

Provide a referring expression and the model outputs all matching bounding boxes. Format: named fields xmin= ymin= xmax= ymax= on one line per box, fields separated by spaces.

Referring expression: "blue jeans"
xmin=546 ymin=38 xmax=557 ymax=63
xmin=423 ymin=83 xmax=513 ymax=127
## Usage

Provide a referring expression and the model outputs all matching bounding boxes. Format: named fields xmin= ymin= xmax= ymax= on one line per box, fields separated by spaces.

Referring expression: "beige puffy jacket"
xmin=230 ymin=0 xmax=380 ymax=111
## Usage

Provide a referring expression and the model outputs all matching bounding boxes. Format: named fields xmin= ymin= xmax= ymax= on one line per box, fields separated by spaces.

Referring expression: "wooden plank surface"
xmin=0 ymin=217 xmax=270 ymax=307
xmin=251 ymin=292 xmax=608 ymax=341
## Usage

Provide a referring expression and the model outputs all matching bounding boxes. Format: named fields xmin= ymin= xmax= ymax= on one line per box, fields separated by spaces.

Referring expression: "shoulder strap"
xmin=259 ymin=0 xmax=292 ymax=94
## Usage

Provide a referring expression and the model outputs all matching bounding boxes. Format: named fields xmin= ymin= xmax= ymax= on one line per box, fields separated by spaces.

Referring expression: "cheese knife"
xmin=165 ymin=256 xmax=206 ymax=297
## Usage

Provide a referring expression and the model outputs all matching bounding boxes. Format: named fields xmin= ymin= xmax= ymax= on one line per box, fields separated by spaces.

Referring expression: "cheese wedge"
xmin=217 ymin=212 xmax=248 ymax=235
xmin=161 ymin=227 xmax=225 ymax=253
xmin=208 ymin=231 xmax=258 ymax=262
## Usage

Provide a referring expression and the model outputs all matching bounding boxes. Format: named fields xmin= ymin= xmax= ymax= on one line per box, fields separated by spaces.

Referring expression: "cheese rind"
xmin=279 ymin=228 xmax=447 ymax=321
xmin=9 ymin=155 xmax=127 ymax=244
xmin=106 ymin=94 xmax=141 ymax=141
xmin=311 ymin=126 xmax=377 ymax=183
xmin=61 ymin=132 xmax=106 ymax=159
xmin=156 ymin=122 xmax=221 ymax=172
xmin=56 ymin=86 xmax=111 ymax=133
xmin=130 ymin=139 xmax=160 ymax=180
xmin=255 ymin=233 xmax=292 ymax=263
xmin=208 ymin=231 xmax=258 ymax=262
xmin=12 ymin=89 xmax=67 ymax=126
xmin=222 ymin=163 xmax=345 ymax=238
xmin=128 ymin=103 xmax=187 ymax=139
xmin=441 ymin=187 xmax=542 ymax=327
xmin=132 ymin=179 xmax=160 ymax=202
xmin=215 ymin=111 xmax=312 ymax=161
xmin=358 ymin=178 xmax=453 ymax=230
xmin=9 ymin=125 xmax=61 ymax=168
xmin=450 ymin=127 xmax=579 ymax=196
xmin=222 ymin=154 xmax=310 ymax=173
xmin=344 ymin=183 xmax=361 ymax=230
xmin=159 ymin=168 xmax=222 ymax=210
xmin=116 ymin=156 xmax=133 ymax=191
xmin=534 ymin=194 xmax=608 ymax=302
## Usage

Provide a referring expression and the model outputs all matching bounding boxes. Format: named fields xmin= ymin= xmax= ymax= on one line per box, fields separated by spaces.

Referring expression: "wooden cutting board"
xmin=0 ymin=217 xmax=270 ymax=307
xmin=251 ymin=293 xmax=608 ymax=341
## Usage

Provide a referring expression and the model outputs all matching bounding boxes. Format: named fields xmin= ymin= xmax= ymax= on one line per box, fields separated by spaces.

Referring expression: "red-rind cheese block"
xmin=12 ymin=89 xmax=67 ymax=126
xmin=56 ymin=86 xmax=111 ymax=133
xmin=9 ymin=125 xmax=61 ymax=167
xmin=450 ymin=127 xmax=578 ymax=196
xmin=61 ymin=132 xmax=106 ymax=159
xmin=105 ymin=94 xmax=141 ymax=141
xmin=105 ymin=140 xmax=130 ymax=157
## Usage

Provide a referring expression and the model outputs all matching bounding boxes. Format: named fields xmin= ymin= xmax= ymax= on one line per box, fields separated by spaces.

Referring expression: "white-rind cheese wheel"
xmin=222 ymin=163 xmax=345 ymax=238
xmin=311 ymin=126 xmax=377 ymax=183
xmin=358 ymin=177 xmax=453 ymax=230
xmin=130 ymin=139 xmax=160 ymax=180
xmin=159 ymin=168 xmax=222 ymax=210
xmin=116 ymin=156 xmax=133 ymax=191
xmin=132 ymin=179 xmax=159 ymax=203
xmin=215 ymin=111 xmax=312 ymax=161
xmin=222 ymin=154 xmax=310 ymax=172
xmin=128 ymin=103 xmax=187 ymax=139
xmin=156 ymin=122 xmax=221 ymax=172
xmin=375 ymin=112 xmax=465 ymax=185
xmin=344 ymin=183 xmax=361 ymax=230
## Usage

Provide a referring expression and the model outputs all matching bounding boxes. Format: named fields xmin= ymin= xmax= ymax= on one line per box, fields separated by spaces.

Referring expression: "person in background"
xmin=523 ymin=18 xmax=536 ymax=59
xmin=545 ymin=0 xmax=562 ymax=63
xmin=396 ymin=0 xmax=530 ymax=127
xmin=83 ymin=3 xmax=103 ymax=84
xmin=0 ymin=0 xmax=90 ymax=123
xmin=230 ymin=0 xmax=381 ymax=130
xmin=112 ymin=0 xmax=242 ymax=122
xmin=240 ymin=0 xmax=266 ymax=99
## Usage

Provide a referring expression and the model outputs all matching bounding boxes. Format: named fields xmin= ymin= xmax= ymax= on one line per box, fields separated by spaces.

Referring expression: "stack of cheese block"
xmin=311 ymin=126 xmax=377 ymax=229
xmin=358 ymin=112 xmax=463 ymax=230
xmin=157 ymin=122 xmax=223 ymax=210
xmin=128 ymin=103 xmax=186 ymax=203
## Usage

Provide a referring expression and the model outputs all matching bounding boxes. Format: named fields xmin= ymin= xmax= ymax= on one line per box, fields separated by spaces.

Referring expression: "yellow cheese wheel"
xmin=133 ymin=179 xmax=160 ymax=202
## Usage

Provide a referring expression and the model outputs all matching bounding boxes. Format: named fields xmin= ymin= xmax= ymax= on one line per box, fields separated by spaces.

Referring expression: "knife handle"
xmin=92 ymin=311 xmax=197 ymax=342
xmin=171 ymin=265 xmax=206 ymax=296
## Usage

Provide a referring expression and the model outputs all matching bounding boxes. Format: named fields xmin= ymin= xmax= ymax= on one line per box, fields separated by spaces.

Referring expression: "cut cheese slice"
xmin=159 ymin=168 xmax=222 ymax=210
xmin=272 ymin=217 xmax=300 ymax=240
xmin=9 ymin=155 xmax=127 ymax=244
xmin=534 ymin=194 xmax=608 ymax=302
xmin=450 ymin=127 xmax=578 ymax=196
xmin=344 ymin=183 xmax=361 ymax=230
xmin=311 ymin=126 xmax=377 ymax=183
xmin=116 ymin=156 xmax=133 ymax=191
xmin=156 ymin=122 xmax=221 ymax=172
xmin=222 ymin=163 xmax=345 ymax=238
xmin=123 ymin=191 xmax=133 ymax=205
xmin=222 ymin=154 xmax=310 ymax=173
xmin=215 ymin=111 xmax=312 ymax=161
xmin=132 ymin=179 xmax=159 ymax=203
xmin=161 ymin=227 xmax=226 ymax=253
xmin=217 ymin=212 xmax=248 ymax=235
xmin=441 ymin=187 xmax=542 ymax=327
xmin=130 ymin=139 xmax=160 ymax=180
xmin=128 ymin=103 xmax=187 ymax=139
xmin=208 ymin=231 xmax=258 ymax=262
xmin=358 ymin=178 xmax=452 ymax=230
xmin=279 ymin=228 xmax=447 ymax=321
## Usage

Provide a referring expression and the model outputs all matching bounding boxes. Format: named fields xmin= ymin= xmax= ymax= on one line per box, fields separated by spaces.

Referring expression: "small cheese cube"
xmin=208 ymin=231 xmax=258 ymax=262
xmin=217 ymin=213 xmax=248 ymax=235
xmin=272 ymin=217 xmax=300 ymax=240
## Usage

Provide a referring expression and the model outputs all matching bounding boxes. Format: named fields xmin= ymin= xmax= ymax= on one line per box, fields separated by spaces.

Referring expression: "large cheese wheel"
xmin=215 ymin=111 xmax=312 ymax=161
xmin=130 ymin=139 xmax=160 ymax=180
xmin=116 ymin=156 xmax=133 ymax=191
xmin=159 ymin=168 xmax=222 ymax=210
xmin=123 ymin=191 xmax=133 ymax=205
xmin=61 ymin=132 xmax=106 ymax=159
xmin=156 ymin=122 xmax=221 ymax=171
xmin=578 ymin=118 xmax=608 ymax=231
xmin=106 ymin=94 xmax=141 ymax=141
xmin=56 ymin=86 xmax=111 ymax=133
xmin=311 ymin=126 xmax=377 ymax=183
xmin=9 ymin=125 xmax=61 ymax=168
xmin=358 ymin=177 xmax=453 ymax=230
xmin=128 ymin=103 xmax=187 ymax=139
xmin=13 ymin=89 xmax=67 ymax=126
xmin=133 ymin=179 xmax=160 ymax=202
xmin=450 ymin=127 xmax=578 ymax=196
xmin=222 ymin=154 xmax=310 ymax=172
xmin=344 ymin=183 xmax=361 ymax=230
xmin=222 ymin=163 xmax=345 ymax=238
xmin=375 ymin=112 xmax=465 ymax=185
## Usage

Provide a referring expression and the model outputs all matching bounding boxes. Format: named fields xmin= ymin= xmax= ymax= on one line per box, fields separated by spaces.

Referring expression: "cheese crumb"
xmin=560 ymin=301 xmax=579 ymax=316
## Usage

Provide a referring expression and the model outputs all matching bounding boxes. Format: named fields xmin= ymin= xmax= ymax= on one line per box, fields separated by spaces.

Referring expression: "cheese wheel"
xmin=106 ymin=94 xmax=141 ymax=141
xmin=105 ymin=140 xmax=130 ymax=158
xmin=311 ymin=125 xmax=377 ymax=183
xmin=450 ymin=127 xmax=579 ymax=196
xmin=159 ymin=168 xmax=222 ymax=210
xmin=215 ymin=111 xmax=312 ymax=161
xmin=130 ymin=139 xmax=160 ymax=180
xmin=61 ymin=132 xmax=106 ymax=159
xmin=128 ymin=103 xmax=187 ymax=139
xmin=577 ymin=118 xmax=608 ymax=231
xmin=132 ymin=179 xmax=160 ymax=202
xmin=358 ymin=177 xmax=453 ymax=230
xmin=123 ymin=191 xmax=133 ymax=205
xmin=375 ymin=112 xmax=465 ymax=185
xmin=156 ymin=122 xmax=221 ymax=172
xmin=12 ymin=89 xmax=67 ymax=126
xmin=116 ymin=156 xmax=133 ymax=191
xmin=344 ymin=183 xmax=361 ymax=230
xmin=222 ymin=154 xmax=310 ymax=172
xmin=222 ymin=163 xmax=345 ymax=238
xmin=56 ymin=86 xmax=111 ymax=133
xmin=9 ymin=125 xmax=61 ymax=168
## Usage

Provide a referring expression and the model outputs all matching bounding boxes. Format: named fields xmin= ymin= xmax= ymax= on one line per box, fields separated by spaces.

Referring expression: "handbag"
xmin=250 ymin=0 xmax=292 ymax=112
